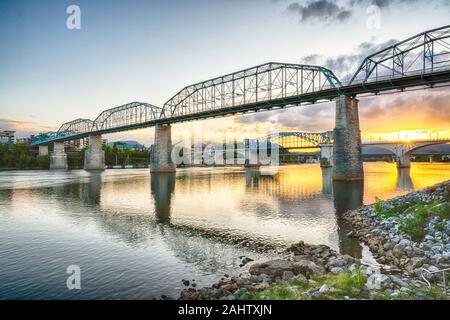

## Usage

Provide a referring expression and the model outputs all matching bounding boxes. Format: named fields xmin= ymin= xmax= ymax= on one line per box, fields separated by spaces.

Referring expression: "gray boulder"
xmin=249 ymin=259 xmax=296 ymax=278
xmin=294 ymin=259 xmax=325 ymax=277
xmin=366 ymin=273 xmax=392 ymax=290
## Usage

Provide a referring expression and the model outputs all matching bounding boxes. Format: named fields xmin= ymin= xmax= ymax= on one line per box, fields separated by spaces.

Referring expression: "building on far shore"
xmin=65 ymin=138 xmax=108 ymax=151
xmin=107 ymin=140 xmax=147 ymax=151
xmin=0 ymin=131 xmax=15 ymax=144
xmin=16 ymin=134 xmax=35 ymax=144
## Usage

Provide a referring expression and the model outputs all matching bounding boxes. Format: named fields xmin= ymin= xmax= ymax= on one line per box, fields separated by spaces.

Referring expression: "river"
xmin=0 ymin=162 xmax=449 ymax=299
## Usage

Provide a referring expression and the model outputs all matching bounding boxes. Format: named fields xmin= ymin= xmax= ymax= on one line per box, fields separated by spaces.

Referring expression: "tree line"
xmin=0 ymin=143 xmax=150 ymax=170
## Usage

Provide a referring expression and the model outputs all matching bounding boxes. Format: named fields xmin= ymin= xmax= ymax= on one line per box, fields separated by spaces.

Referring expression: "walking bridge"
xmin=32 ymin=25 xmax=450 ymax=180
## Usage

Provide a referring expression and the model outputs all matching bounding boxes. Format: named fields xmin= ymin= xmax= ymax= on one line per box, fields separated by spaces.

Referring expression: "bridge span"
xmin=32 ymin=25 xmax=450 ymax=180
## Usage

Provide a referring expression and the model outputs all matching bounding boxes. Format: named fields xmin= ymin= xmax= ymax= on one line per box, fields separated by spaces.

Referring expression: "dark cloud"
xmin=300 ymin=38 xmax=397 ymax=81
xmin=299 ymin=54 xmax=321 ymax=65
xmin=286 ymin=0 xmax=423 ymax=24
xmin=286 ymin=0 xmax=352 ymax=23
xmin=350 ymin=0 xmax=420 ymax=9
xmin=236 ymin=102 xmax=335 ymax=131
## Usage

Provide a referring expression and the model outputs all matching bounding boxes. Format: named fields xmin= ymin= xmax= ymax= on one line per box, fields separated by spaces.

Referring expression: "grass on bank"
xmin=247 ymin=270 xmax=366 ymax=300
xmin=245 ymin=269 xmax=448 ymax=300
xmin=371 ymin=286 xmax=448 ymax=300
xmin=374 ymin=196 xmax=450 ymax=241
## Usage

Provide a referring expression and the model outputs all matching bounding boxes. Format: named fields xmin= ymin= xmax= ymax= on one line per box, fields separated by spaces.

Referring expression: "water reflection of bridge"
xmin=10 ymin=166 xmax=417 ymax=264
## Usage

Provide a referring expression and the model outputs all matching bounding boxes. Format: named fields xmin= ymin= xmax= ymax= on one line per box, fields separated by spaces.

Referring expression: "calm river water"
xmin=0 ymin=163 xmax=449 ymax=299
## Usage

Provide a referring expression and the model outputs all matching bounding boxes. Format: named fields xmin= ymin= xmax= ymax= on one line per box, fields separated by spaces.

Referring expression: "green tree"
xmin=11 ymin=143 xmax=36 ymax=169
xmin=37 ymin=155 xmax=50 ymax=169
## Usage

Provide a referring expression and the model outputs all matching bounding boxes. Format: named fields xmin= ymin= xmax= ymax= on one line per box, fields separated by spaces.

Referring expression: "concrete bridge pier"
xmin=396 ymin=153 xmax=411 ymax=168
xmin=50 ymin=142 xmax=68 ymax=170
xmin=84 ymin=135 xmax=105 ymax=171
xmin=38 ymin=145 xmax=49 ymax=157
xmin=320 ymin=144 xmax=333 ymax=168
xmin=333 ymin=96 xmax=364 ymax=181
xmin=151 ymin=124 xmax=176 ymax=173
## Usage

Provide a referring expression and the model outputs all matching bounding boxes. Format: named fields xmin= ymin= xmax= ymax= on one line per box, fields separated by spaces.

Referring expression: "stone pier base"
xmin=333 ymin=96 xmax=364 ymax=181
xmin=151 ymin=124 xmax=176 ymax=173
xmin=50 ymin=142 xmax=68 ymax=170
xmin=84 ymin=135 xmax=105 ymax=171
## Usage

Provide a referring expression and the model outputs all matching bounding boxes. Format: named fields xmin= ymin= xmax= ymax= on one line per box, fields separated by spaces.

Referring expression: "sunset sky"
xmin=0 ymin=0 xmax=449 ymax=145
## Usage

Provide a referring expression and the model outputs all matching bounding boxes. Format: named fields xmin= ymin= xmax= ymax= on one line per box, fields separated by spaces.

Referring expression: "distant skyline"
xmin=1 ymin=0 xmax=449 ymax=145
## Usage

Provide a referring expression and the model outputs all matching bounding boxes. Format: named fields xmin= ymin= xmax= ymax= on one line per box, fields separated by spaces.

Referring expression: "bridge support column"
xmin=84 ymin=135 xmax=105 ymax=171
xmin=50 ymin=142 xmax=68 ymax=170
xmin=396 ymin=153 xmax=411 ymax=168
xmin=320 ymin=144 xmax=333 ymax=168
xmin=151 ymin=124 xmax=176 ymax=173
xmin=333 ymin=96 xmax=364 ymax=181
xmin=38 ymin=145 xmax=48 ymax=157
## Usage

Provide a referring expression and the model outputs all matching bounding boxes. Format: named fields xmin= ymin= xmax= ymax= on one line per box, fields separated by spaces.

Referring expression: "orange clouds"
xmin=359 ymin=88 xmax=450 ymax=134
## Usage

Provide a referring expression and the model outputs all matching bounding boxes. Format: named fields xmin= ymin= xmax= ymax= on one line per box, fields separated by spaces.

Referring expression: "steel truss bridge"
xmin=32 ymin=25 xmax=450 ymax=146
xmin=177 ymin=132 xmax=448 ymax=153
xmin=173 ymin=131 xmax=333 ymax=152
xmin=267 ymin=134 xmax=449 ymax=152
xmin=267 ymin=131 xmax=333 ymax=149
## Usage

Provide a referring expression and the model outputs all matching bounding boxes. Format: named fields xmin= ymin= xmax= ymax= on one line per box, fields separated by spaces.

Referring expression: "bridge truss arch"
xmin=266 ymin=131 xmax=333 ymax=149
xmin=161 ymin=63 xmax=342 ymax=120
xmin=349 ymin=25 xmax=450 ymax=85
xmin=92 ymin=102 xmax=162 ymax=132
xmin=57 ymin=118 xmax=94 ymax=136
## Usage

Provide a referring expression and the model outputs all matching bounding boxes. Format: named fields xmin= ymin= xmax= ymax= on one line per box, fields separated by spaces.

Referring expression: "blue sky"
xmin=0 ymin=0 xmax=449 ymax=144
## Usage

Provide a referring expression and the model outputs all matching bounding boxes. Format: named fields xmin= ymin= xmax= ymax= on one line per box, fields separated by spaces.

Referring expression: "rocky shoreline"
xmin=342 ymin=180 xmax=449 ymax=296
xmin=180 ymin=180 xmax=449 ymax=300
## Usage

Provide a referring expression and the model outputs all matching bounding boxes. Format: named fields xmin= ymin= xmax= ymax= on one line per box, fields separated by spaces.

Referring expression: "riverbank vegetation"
xmin=0 ymin=143 xmax=49 ymax=169
xmin=248 ymin=269 xmax=367 ymax=300
xmin=103 ymin=145 xmax=149 ymax=168
xmin=0 ymin=143 xmax=150 ymax=170
xmin=245 ymin=269 xmax=447 ymax=300
xmin=374 ymin=188 xmax=450 ymax=241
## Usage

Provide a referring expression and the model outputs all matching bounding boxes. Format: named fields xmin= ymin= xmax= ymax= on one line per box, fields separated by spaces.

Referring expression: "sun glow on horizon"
xmin=363 ymin=129 xmax=450 ymax=143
